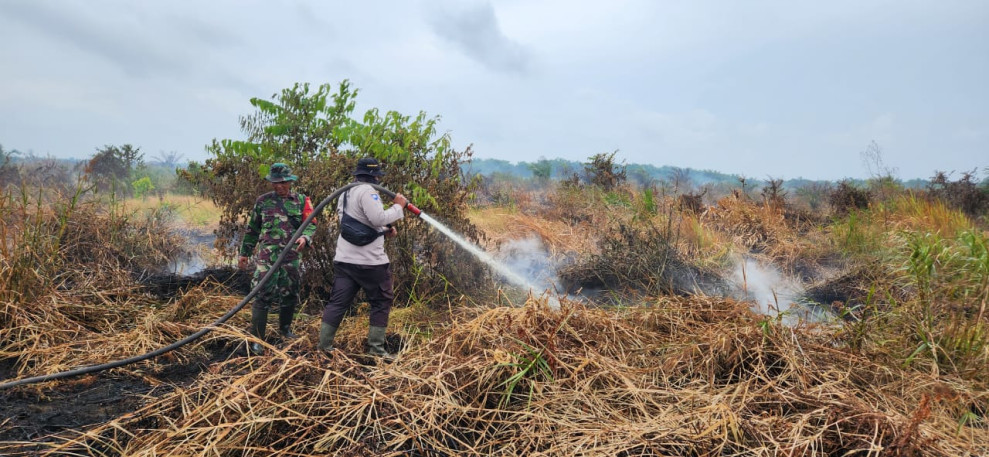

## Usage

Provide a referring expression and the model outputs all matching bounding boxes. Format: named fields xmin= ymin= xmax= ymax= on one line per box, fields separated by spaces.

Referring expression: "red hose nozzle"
xmin=406 ymin=203 xmax=422 ymax=217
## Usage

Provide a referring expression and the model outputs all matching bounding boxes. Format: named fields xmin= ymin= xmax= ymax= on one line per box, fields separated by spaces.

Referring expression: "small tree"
xmin=860 ymin=140 xmax=900 ymax=201
xmin=761 ymin=177 xmax=787 ymax=209
xmin=86 ymin=144 xmax=143 ymax=194
xmin=527 ymin=157 xmax=552 ymax=182
xmin=0 ymin=144 xmax=21 ymax=188
xmin=132 ymin=176 xmax=155 ymax=200
xmin=927 ymin=170 xmax=989 ymax=217
xmin=584 ymin=151 xmax=626 ymax=191
xmin=829 ymin=180 xmax=871 ymax=216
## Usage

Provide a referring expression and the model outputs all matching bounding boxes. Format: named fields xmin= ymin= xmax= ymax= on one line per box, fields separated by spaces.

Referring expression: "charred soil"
xmin=0 ymin=340 xmax=237 ymax=453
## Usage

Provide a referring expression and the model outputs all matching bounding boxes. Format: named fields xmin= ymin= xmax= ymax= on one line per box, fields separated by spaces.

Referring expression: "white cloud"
xmin=0 ymin=0 xmax=986 ymax=180
xmin=426 ymin=0 xmax=531 ymax=73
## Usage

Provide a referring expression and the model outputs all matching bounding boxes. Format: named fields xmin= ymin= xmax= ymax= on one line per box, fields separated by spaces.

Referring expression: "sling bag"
xmin=339 ymin=190 xmax=386 ymax=246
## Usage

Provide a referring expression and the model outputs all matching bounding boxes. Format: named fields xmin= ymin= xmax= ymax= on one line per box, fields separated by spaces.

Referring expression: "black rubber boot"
xmin=367 ymin=326 xmax=394 ymax=362
xmin=318 ymin=322 xmax=338 ymax=352
xmin=278 ymin=306 xmax=297 ymax=339
xmin=249 ymin=309 xmax=267 ymax=355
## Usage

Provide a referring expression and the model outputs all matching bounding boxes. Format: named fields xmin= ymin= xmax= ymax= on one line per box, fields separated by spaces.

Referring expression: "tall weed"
xmin=0 ymin=181 xmax=89 ymax=304
xmin=831 ymin=210 xmax=886 ymax=257
xmin=897 ymin=229 xmax=989 ymax=379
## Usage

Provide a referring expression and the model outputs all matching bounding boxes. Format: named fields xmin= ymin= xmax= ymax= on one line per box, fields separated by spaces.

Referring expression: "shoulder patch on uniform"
xmin=371 ymin=194 xmax=380 ymax=201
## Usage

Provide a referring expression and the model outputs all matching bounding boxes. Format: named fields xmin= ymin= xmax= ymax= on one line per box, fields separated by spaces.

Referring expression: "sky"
xmin=0 ymin=1 xmax=986 ymax=181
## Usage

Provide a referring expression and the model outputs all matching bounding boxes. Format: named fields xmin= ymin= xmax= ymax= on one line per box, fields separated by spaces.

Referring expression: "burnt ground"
xmin=801 ymin=265 xmax=894 ymax=320
xmin=141 ymin=266 xmax=253 ymax=299
xmin=0 ymin=267 xmax=251 ymax=454
xmin=0 ymin=332 xmax=407 ymax=455
xmin=0 ymin=340 xmax=239 ymax=454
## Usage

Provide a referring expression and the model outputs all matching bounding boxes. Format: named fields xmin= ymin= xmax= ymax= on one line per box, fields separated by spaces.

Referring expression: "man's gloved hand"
xmin=238 ymin=256 xmax=250 ymax=270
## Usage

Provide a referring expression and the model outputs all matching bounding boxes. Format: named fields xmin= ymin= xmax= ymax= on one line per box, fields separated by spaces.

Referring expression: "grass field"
xmin=120 ymin=193 xmax=221 ymax=229
xmin=1 ymin=180 xmax=987 ymax=456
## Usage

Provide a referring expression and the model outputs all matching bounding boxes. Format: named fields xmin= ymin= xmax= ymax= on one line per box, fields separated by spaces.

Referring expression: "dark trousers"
xmin=321 ymin=262 xmax=394 ymax=328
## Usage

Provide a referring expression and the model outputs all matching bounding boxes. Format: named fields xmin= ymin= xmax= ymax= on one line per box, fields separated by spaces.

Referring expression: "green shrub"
xmin=180 ymin=81 xmax=490 ymax=307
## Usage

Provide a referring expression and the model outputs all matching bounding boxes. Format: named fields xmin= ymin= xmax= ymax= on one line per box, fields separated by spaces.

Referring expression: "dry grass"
xmin=0 ymin=187 xmax=225 ymax=380
xmin=0 ymin=278 xmax=246 ymax=382
xmin=12 ymin=298 xmax=985 ymax=456
xmin=4 ymin=183 xmax=989 ymax=456
xmin=669 ymin=209 xmax=735 ymax=270
xmin=121 ymin=193 xmax=221 ymax=230
xmin=470 ymin=206 xmax=599 ymax=258
xmin=879 ymin=195 xmax=975 ymax=237
xmin=703 ymin=192 xmax=833 ymax=276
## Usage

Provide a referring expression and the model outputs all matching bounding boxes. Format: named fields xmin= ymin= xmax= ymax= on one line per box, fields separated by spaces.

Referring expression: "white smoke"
xmin=729 ymin=255 xmax=828 ymax=325
xmin=496 ymin=237 xmax=561 ymax=293
xmin=420 ymin=215 xmax=561 ymax=307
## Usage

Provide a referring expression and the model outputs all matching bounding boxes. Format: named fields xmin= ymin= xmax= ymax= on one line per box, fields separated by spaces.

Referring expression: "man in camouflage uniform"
xmin=238 ymin=163 xmax=316 ymax=355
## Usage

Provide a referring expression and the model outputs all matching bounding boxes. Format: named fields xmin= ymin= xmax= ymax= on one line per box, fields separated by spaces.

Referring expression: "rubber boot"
xmin=318 ymin=322 xmax=338 ymax=352
xmin=249 ymin=309 xmax=267 ymax=355
xmin=278 ymin=306 xmax=297 ymax=339
xmin=367 ymin=326 xmax=394 ymax=362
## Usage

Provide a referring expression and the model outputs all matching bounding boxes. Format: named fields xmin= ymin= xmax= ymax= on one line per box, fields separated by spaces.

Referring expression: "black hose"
xmin=0 ymin=182 xmax=401 ymax=390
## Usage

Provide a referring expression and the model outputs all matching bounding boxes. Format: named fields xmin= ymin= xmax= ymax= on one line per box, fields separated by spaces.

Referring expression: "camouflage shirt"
xmin=240 ymin=191 xmax=316 ymax=262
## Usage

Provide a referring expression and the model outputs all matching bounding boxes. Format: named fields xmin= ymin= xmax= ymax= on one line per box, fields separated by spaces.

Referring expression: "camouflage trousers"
xmin=251 ymin=257 xmax=302 ymax=315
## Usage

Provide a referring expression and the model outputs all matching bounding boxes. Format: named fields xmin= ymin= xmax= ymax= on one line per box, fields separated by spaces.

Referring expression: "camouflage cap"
xmin=265 ymin=163 xmax=297 ymax=182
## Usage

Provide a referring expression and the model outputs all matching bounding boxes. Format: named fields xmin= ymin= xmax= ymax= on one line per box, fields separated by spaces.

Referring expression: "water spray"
xmin=373 ymin=186 xmax=542 ymax=292
xmin=375 ymin=186 xmax=555 ymax=302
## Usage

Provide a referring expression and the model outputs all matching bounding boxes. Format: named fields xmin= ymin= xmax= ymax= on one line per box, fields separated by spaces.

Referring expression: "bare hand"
xmin=295 ymin=237 xmax=308 ymax=250
xmin=385 ymin=226 xmax=398 ymax=238
xmin=238 ymin=256 xmax=250 ymax=270
xmin=392 ymin=193 xmax=408 ymax=209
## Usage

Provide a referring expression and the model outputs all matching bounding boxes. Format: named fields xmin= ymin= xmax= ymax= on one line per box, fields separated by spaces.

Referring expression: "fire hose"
xmin=0 ymin=182 xmax=420 ymax=390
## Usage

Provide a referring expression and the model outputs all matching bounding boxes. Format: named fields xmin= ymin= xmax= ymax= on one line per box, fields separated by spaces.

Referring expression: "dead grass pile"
xmin=0 ymin=278 xmax=245 ymax=382
xmin=57 ymin=200 xmax=186 ymax=279
xmin=559 ymin=221 xmax=729 ymax=298
xmin=25 ymin=299 xmax=987 ymax=456
xmin=704 ymin=191 xmax=830 ymax=275
xmin=0 ymin=187 xmax=229 ymax=382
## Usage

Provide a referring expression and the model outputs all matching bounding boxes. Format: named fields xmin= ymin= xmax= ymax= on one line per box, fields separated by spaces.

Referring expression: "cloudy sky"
xmin=1 ymin=1 xmax=986 ymax=180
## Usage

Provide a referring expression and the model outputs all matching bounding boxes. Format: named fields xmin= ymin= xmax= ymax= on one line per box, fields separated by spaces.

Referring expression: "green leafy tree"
xmin=183 ymin=80 xmax=489 ymax=306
